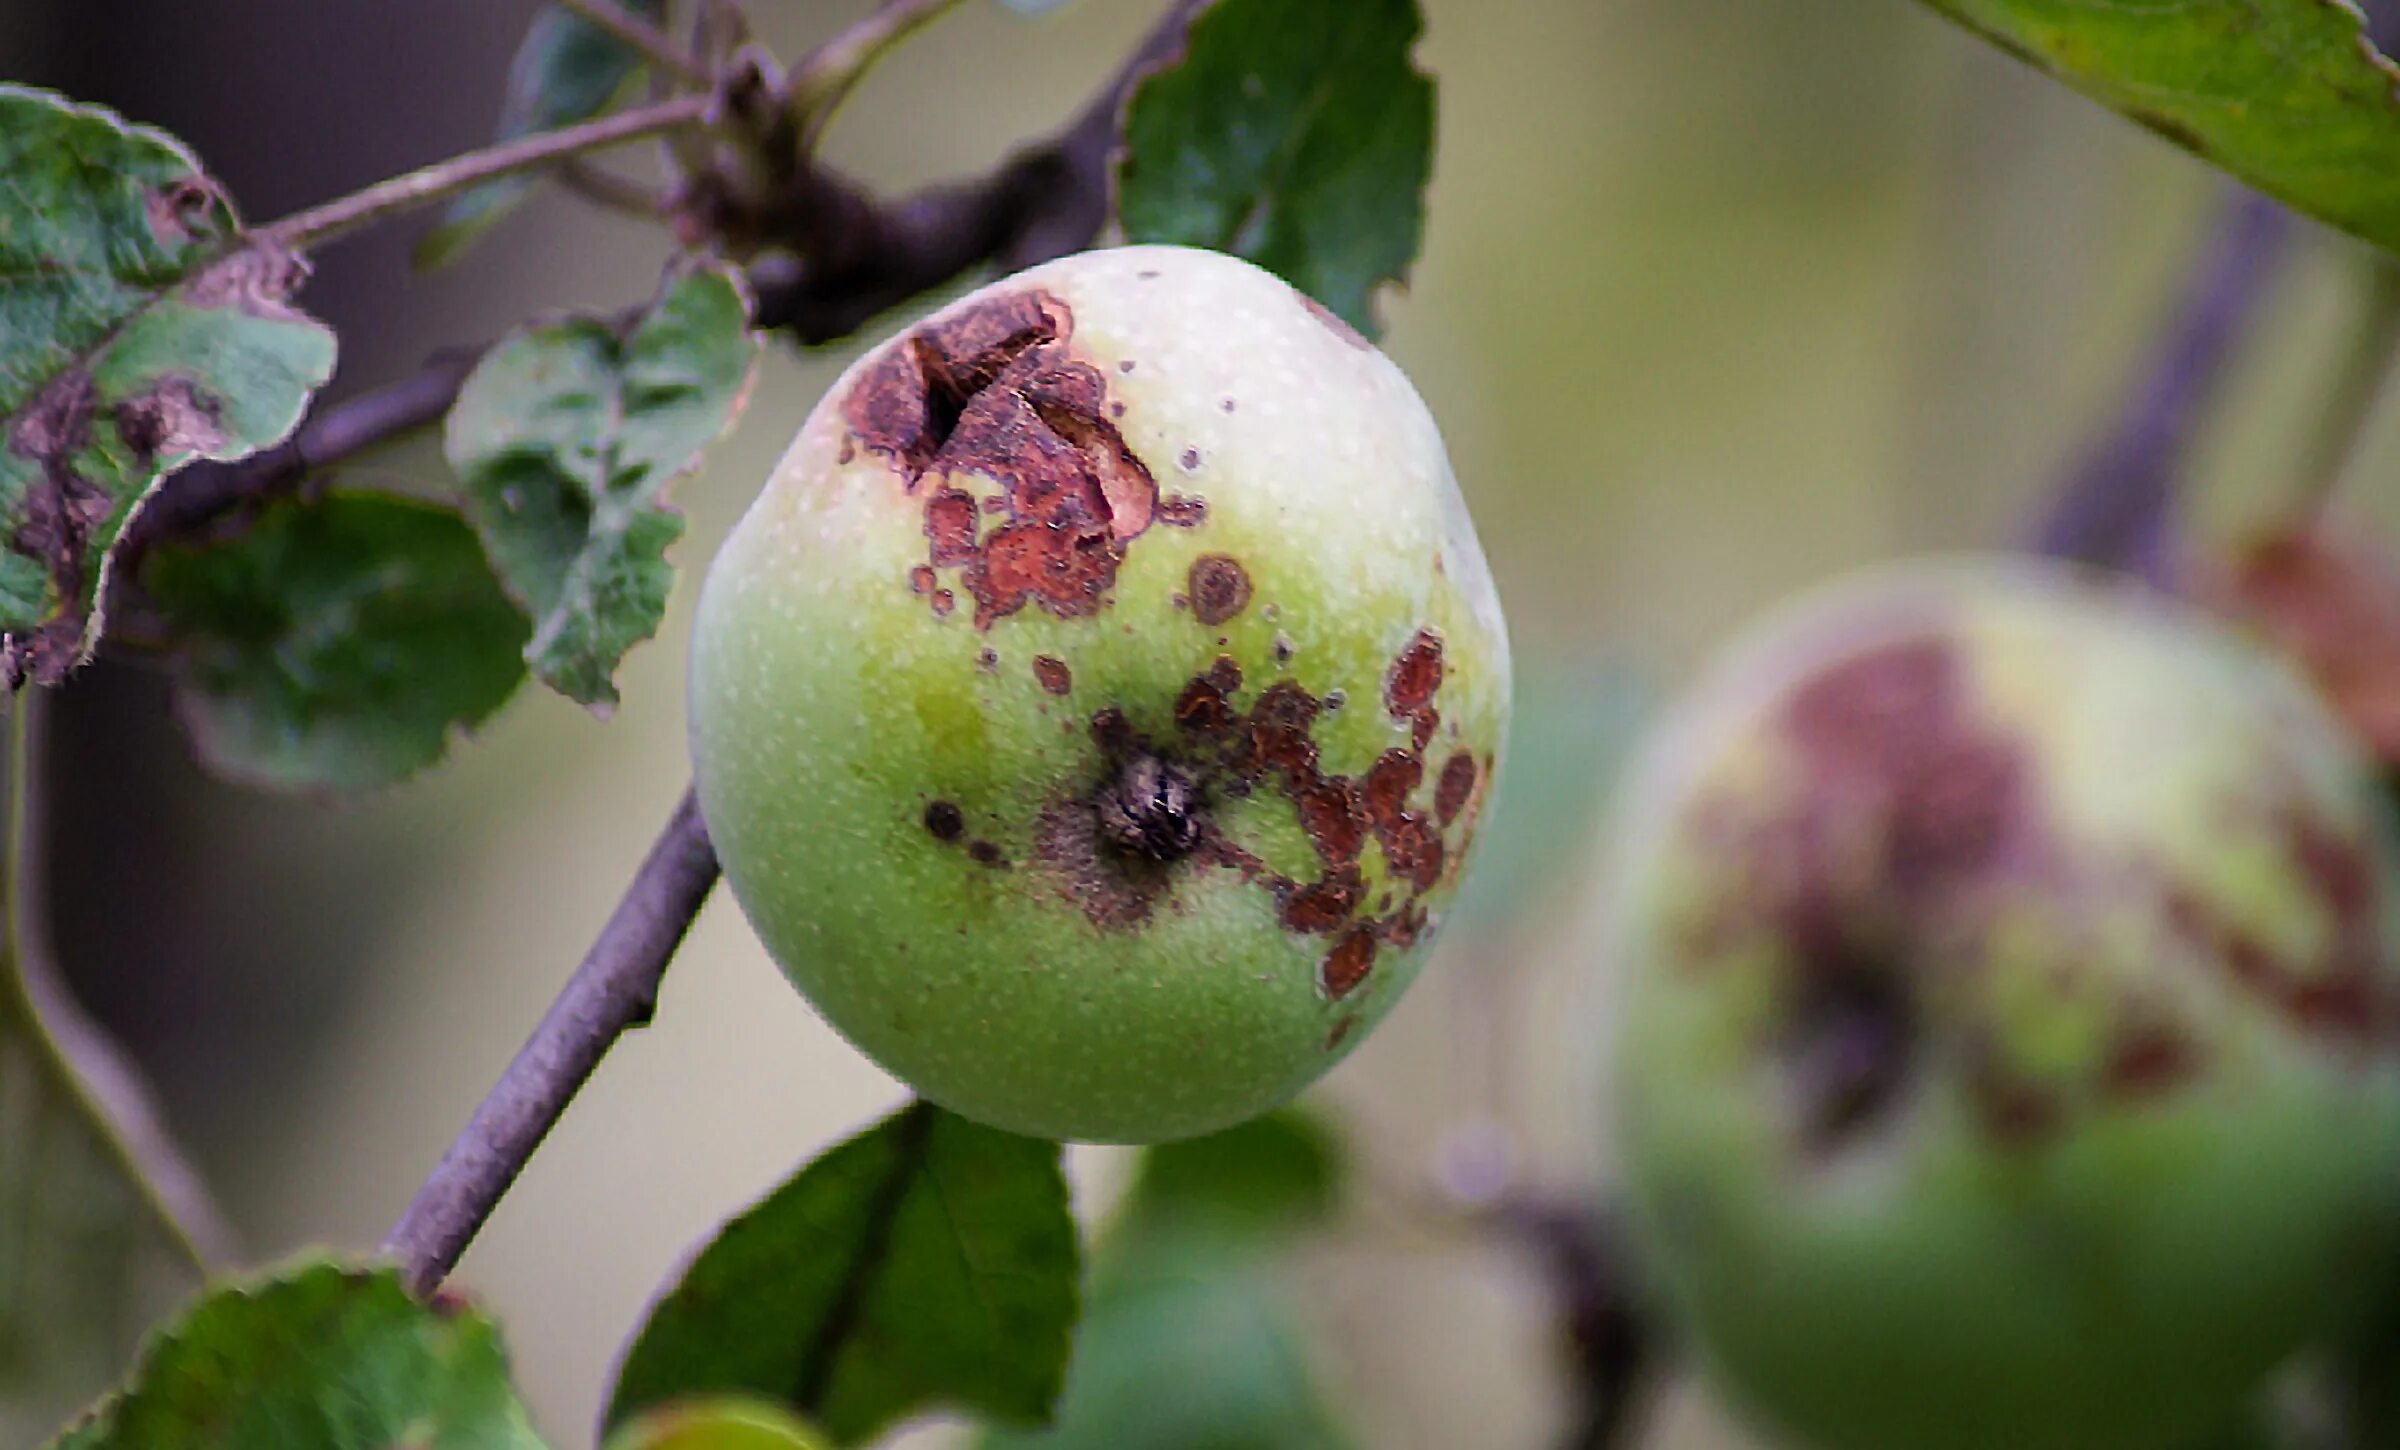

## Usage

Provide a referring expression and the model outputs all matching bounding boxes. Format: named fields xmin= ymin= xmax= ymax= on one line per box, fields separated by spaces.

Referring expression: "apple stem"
xmin=2025 ymin=190 xmax=2290 ymax=583
xmin=382 ymin=788 xmax=719 ymax=1297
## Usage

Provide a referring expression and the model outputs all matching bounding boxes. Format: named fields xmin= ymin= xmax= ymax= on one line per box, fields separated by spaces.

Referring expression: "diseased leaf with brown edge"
xmin=1914 ymin=0 xmax=2400 ymax=258
xmin=2205 ymin=522 xmax=2400 ymax=768
xmin=606 ymin=1100 xmax=1078 ymax=1447
xmin=415 ymin=0 xmax=670 ymax=269
xmin=43 ymin=1257 xmax=547 ymax=1450
xmin=140 ymin=491 xmax=531 ymax=792
xmin=0 ymin=85 xmax=337 ymax=688
xmin=1115 ymin=0 xmax=1434 ymax=339
xmin=445 ymin=265 xmax=759 ymax=712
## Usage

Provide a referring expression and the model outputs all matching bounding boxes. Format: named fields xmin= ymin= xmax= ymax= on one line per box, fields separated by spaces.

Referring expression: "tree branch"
xmin=383 ymin=788 xmax=718 ymax=1297
xmin=555 ymin=0 xmax=711 ymax=88
xmin=747 ymin=0 xmax=1204 ymax=343
xmin=255 ymin=90 xmax=720 ymax=253
xmin=2026 ymin=190 xmax=2290 ymax=578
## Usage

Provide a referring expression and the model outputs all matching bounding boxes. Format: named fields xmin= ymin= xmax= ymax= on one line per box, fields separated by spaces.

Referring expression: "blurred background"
xmin=10 ymin=0 xmax=2400 ymax=1444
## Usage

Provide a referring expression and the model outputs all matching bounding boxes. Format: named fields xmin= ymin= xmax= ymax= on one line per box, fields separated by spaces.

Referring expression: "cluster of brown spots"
xmin=921 ymin=799 xmax=1008 ymax=869
xmin=842 ymin=290 xmax=1180 ymax=629
xmin=1188 ymin=555 xmax=1252 ymax=626
xmin=1159 ymin=495 xmax=1207 ymax=527
xmin=1032 ymin=655 xmax=1072 ymax=695
xmin=2160 ymin=803 xmax=2392 ymax=1047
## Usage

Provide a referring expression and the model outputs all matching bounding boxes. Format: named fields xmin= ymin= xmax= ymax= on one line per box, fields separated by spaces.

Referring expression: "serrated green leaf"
xmin=415 ymin=0 xmax=667 ymax=269
xmin=445 ymin=266 xmax=758 ymax=712
xmin=603 ymin=1398 xmax=833 ymax=1450
xmin=0 ymin=85 xmax=337 ymax=687
xmin=139 ymin=491 xmax=530 ymax=792
xmin=1115 ymin=0 xmax=1433 ymax=339
xmin=607 ymin=1101 xmax=1079 ymax=1447
xmin=42 ymin=1257 xmax=548 ymax=1450
xmin=1916 ymin=0 xmax=2400 ymax=257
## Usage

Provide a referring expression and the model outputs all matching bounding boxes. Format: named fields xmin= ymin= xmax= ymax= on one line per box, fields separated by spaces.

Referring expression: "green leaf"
xmin=1117 ymin=1107 xmax=1344 ymax=1248
xmin=415 ymin=0 xmax=668 ymax=268
xmin=139 ymin=491 xmax=530 ymax=791
xmin=445 ymin=266 xmax=757 ymax=712
xmin=607 ymin=1101 xmax=1079 ymax=1447
xmin=1915 ymin=0 xmax=2400 ymax=257
xmin=603 ymin=1399 xmax=833 ymax=1450
xmin=0 ymin=85 xmax=337 ymax=687
xmin=43 ymin=1257 xmax=547 ymax=1450
xmin=1115 ymin=0 xmax=1434 ymax=339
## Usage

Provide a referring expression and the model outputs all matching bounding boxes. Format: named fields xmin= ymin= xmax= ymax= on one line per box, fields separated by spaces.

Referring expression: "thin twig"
xmin=555 ymin=0 xmax=711 ymax=88
xmin=2027 ymin=190 xmax=2291 ymax=579
xmin=787 ymin=0 xmax=971 ymax=148
xmin=255 ymin=90 xmax=719 ymax=253
xmin=1496 ymin=1197 xmax=1654 ymax=1450
xmin=383 ymin=788 xmax=718 ymax=1297
xmin=749 ymin=0 xmax=1203 ymax=343
xmin=2293 ymin=260 xmax=2400 ymax=515
xmin=0 ymin=696 xmax=238 ymax=1271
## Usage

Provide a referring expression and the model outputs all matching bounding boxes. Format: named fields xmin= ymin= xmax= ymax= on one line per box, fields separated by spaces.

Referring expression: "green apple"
xmin=1604 ymin=558 xmax=2400 ymax=1450
xmin=689 ymin=245 xmax=1509 ymax=1143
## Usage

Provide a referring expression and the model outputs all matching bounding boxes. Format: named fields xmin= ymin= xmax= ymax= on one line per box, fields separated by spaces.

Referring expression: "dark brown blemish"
xmin=1188 ymin=555 xmax=1253 ymax=626
xmin=923 ymin=801 xmax=965 ymax=841
xmin=1117 ymin=359 xmax=1136 ymax=374
xmin=1436 ymin=752 xmax=1479 ymax=826
xmin=1032 ymin=655 xmax=1072 ymax=695
xmin=839 ymin=290 xmax=1173 ymax=629
xmin=1221 ymin=398 xmax=1237 ymax=413
xmin=1160 ymin=495 xmax=1207 ymax=528
xmin=1783 ymin=951 xmax=1914 ymax=1152
xmin=1295 ymin=778 xmax=1366 ymax=864
xmin=1282 ymin=867 xmax=1364 ymax=934
xmin=6 ymin=369 xmax=111 ymax=685
xmin=1138 ymin=269 xmax=1162 ymax=280
xmin=977 ymin=647 xmax=1000 ymax=673
xmin=115 ymin=376 xmax=225 ymax=462
xmin=2101 ymin=1020 xmax=2199 ymax=1098
xmin=968 ymin=840 xmax=1008 ymax=868
xmin=1273 ymin=634 xmax=1295 ymax=666
xmin=1387 ymin=630 xmax=1444 ymax=721
xmin=1097 ymin=756 xmax=1203 ymax=863
xmin=1325 ymin=1014 xmax=1360 ymax=1051
xmin=1179 ymin=447 xmax=1201 ymax=471
xmin=932 ymin=589 xmax=956 ymax=618
xmin=1321 ymin=928 xmax=1379 ymax=999
xmin=909 ymin=566 xmax=936 ymax=595
xmin=142 ymin=176 xmax=217 ymax=249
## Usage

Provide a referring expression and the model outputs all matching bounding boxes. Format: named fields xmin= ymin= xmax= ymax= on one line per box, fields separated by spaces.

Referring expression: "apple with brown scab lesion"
xmin=1601 ymin=559 xmax=2400 ymax=1450
xmin=688 ymin=244 xmax=1510 ymax=1143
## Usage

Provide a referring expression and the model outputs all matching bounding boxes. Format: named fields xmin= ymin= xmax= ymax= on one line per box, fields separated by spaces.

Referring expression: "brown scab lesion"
xmin=839 ymin=289 xmax=1189 ymax=630
xmin=1032 ymin=655 xmax=1073 ymax=695
xmin=1188 ymin=555 xmax=1253 ymax=627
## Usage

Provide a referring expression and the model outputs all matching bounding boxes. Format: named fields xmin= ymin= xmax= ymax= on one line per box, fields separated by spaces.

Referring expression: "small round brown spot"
xmin=1117 ymin=359 xmax=1136 ymax=374
xmin=1273 ymin=633 xmax=1295 ymax=665
xmin=909 ymin=566 xmax=935 ymax=595
xmin=1180 ymin=447 xmax=1201 ymax=471
xmin=1321 ymin=929 xmax=1378 ymax=999
xmin=1188 ymin=555 xmax=1253 ymax=626
xmin=968 ymin=840 xmax=1007 ymax=868
xmin=977 ymin=647 xmax=1000 ymax=673
xmin=924 ymin=801 xmax=965 ymax=841
xmin=1138 ymin=269 xmax=1161 ymax=280
xmin=1033 ymin=655 xmax=1072 ymax=695
xmin=1221 ymin=398 xmax=1236 ymax=413
xmin=933 ymin=589 xmax=956 ymax=618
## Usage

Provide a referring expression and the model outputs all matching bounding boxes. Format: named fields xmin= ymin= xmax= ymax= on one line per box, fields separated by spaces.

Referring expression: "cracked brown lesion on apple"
xmin=842 ymin=289 xmax=1184 ymax=630
xmin=1018 ymin=627 xmax=1482 ymax=1014
xmin=1677 ymin=630 xmax=2400 ymax=1162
